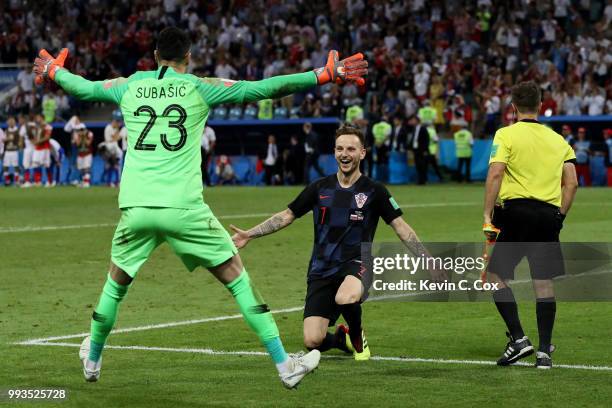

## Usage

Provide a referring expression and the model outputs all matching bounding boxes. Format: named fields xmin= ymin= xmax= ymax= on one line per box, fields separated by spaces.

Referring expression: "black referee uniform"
xmin=487 ymin=117 xmax=576 ymax=368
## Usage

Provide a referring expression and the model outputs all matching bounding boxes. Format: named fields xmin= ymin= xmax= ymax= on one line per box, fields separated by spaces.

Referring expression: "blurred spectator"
xmin=319 ymin=92 xmax=339 ymax=117
xmin=73 ymin=124 xmax=94 ymax=188
xmin=408 ymin=115 xmax=430 ymax=185
xmin=284 ymin=135 xmax=304 ymax=185
xmin=1 ymin=0 xmax=610 ymax=140
xmin=303 ymin=122 xmax=324 ymax=183
xmin=301 ymin=94 xmax=321 ymax=117
xmin=49 ymin=138 xmax=64 ymax=186
xmin=372 ymin=115 xmax=392 ymax=182
xmin=605 ymin=129 xmax=612 ymax=186
xmin=562 ymin=124 xmax=575 ymax=147
xmin=574 ymin=127 xmax=592 ymax=186
xmin=201 ymin=126 xmax=216 ymax=186
xmin=16 ymin=66 xmax=34 ymax=94
xmin=583 ymin=88 xmax=606 ymax=116
xmin=592 ymin=129 xmax=612 ymax=184
xmin=540 ymin=90 xmax=558 ymax=116
xmin=101 ymin=116 xmax=126 ymax=187
xmin=403 ymin=90 xmax=419 ymax=119
xmin=215 ymin=155 xmax=236 ymax=185
xmin=454 ymin=123 xmax=473 ymax=183
xmin=483 ymin=89 xmax=501 ymax=137
xmin=562 ymin=87 xmax=583 ymax=116
xmin=391 ymin=115 xmax=408 ymax=152
xmin=258 ymin=99 xmax=273 ymax=120
xmin=413 ymin=64 xmax=430 ymax=102
xmin=382 ymin=90 xmax=401 ymax=117
xmin=446 ymin=95 xmax=472 ymax=134
xmin=341 ymin=81 xmax=361 ymax=107
xmin=41 ymin=92 xmax=57 ymax=123
xmin=54 ymin=90 xmax=71 ymax=121
xmin=345 ymin=104 xmax=364 ymax=125
xmin=264 ymin=134 xmax=280 ymax=185
xmin=215 ymin=55 xmax=238 ymax=79
xmin=419 ymin=103 xmax=443 ymax=181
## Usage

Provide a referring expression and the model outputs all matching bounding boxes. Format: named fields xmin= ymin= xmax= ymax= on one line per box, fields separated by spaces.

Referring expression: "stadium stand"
xmin=0 ymin=0 xmax=610 ymax=185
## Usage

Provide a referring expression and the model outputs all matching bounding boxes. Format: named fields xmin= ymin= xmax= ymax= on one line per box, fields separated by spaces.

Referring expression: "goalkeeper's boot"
xmin=335 ymin=324 xmax=352 ymax=354
xmin=79 ymin=336 xmax=102 ymax=382
xmin=349 ymin=328 xmax=371 ymax=361
xmin=280 ymin=350 xmax=320 ymax=389
xmin=496 ymin=332 xmax=534 ymax=366
xmin=535 ymin=344 xmax=556 ymax=370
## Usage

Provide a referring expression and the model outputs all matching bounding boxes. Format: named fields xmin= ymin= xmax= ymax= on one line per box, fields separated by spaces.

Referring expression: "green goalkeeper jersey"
xmin=55 ymin=66 xmax=317 ymax=209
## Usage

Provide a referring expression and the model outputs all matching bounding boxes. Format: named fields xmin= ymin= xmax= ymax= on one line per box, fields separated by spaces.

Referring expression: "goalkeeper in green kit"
xmin=33 ymin=27 xmax=368 ymax=389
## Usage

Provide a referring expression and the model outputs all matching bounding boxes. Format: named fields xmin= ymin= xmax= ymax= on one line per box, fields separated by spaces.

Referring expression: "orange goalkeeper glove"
xmin=314 ymin=50 xmax=368 ymax=86
xmin=33 ymin=48 xmax=69 ymax=85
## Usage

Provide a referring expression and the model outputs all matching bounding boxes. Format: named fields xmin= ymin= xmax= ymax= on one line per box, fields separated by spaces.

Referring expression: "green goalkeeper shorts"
xmin=111 ymin=205 xmax=237 ymax=278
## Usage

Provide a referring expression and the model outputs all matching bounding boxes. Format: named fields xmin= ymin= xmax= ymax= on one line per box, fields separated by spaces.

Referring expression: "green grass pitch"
xmin=1 ymin=184 xmax=611 ymax=407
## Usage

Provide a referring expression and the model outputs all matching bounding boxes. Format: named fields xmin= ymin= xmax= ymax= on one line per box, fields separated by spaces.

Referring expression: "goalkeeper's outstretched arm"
xmin=54 ymin=70 xmax=127 ymax=104
xmin=33 ymin=48 xmax=126 ymax=104
xmin=198 ymin=50 xmax=368 ymax=107
xmin=230 ymin=209 xmax=296 ymax=249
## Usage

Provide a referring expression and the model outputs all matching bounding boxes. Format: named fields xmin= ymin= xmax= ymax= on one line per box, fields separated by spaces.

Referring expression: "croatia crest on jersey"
xmin=354 ymin=193 xmax=368 ymax=209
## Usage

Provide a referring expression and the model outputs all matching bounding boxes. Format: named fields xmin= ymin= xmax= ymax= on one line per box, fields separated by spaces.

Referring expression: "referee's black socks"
xmin=536 ymin=297 xmax=556 ymax=353
xmin=493 ymin=287 xmax=525 ymax=339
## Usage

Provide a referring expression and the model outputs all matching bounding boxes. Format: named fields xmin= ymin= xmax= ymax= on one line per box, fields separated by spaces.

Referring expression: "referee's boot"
xmin=497 ymin=332 xmax=534 ymax=366
xmin=535 ymin=344 xmax=556 ymax=370
xmin=345 ymin=327 xmax=371 ymax=361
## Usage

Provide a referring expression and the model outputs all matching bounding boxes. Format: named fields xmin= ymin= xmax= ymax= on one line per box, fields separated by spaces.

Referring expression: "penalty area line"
xmin=15 ymin=306 xmax=304 ymax=345
xmin=1 ymin=200 xmax=609 ymax=234
xmin=0 ymin=201 xmax=479 ymax=234
xmin=16 ymin=267 xmax=612 ymax=344
xmin=16 ymin=342 xmax=612 ymax=372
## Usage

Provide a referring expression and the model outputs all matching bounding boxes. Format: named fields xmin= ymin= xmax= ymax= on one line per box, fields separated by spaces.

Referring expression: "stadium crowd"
xmin=2 ymin=0 xmax=611 ymax=128
xmin=1 ymin=0 xmax=611 ymax=187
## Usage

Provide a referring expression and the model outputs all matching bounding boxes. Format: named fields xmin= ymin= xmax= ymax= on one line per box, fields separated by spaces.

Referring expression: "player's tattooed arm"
xmin=230 ymin=209 xmax=296 ymax=249
xmin=390 ymin=217 xmax=429 ymax=257
xmin=390 ymin=217 xmax=448 ymax=281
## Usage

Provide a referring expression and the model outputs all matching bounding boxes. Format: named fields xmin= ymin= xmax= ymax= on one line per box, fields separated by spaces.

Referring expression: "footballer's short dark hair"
xmin=335 ymin=123 xmax=365 ymax=147
xmin=511 ymin=81 xmax=541 ymax=114
xmin=156 ymin=27 xmax=191 ymax=62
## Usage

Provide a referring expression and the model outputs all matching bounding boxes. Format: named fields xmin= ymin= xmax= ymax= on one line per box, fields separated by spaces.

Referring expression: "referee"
xmin=483 ymin=81 xmax=578 ymax=369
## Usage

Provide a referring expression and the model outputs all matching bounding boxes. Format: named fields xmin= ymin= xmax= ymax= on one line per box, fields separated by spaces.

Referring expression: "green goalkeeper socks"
xmin=89 ymin=274 xmax=129 ymax=362
xmin=225 ymin=270 xmax=288 ymax=364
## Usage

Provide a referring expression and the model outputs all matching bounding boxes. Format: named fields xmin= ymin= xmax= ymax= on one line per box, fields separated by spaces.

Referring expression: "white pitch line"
xmin=0 ymin=223 xmax=117 ymax=233
xmin=0 ymin=201 xmax=612 ymax=234
xmin=0 ymin=202 xmax=478 ymax=234
xmin=17 ymin=268 xmax=612 ymax=345
xmin=17 ymin=342 xmax=612 ymax=372
xmin=2 ymin=200 xmax=609 ymax=234
xmin=16 ymin=306 xmax=304 ymax=345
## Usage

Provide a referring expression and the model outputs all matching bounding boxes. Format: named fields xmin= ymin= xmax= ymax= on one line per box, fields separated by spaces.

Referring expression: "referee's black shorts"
xmin=303 ymin=260 xmax=365 ymax=326
xmin=488 ymin=199 xmax=565 ymax=280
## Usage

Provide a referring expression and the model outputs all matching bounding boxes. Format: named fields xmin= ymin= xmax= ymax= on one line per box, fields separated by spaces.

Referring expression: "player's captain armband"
xmin=490 ymin=144 xmax=499 ymax=158
xmin=389 ymin=197 xmax=400 ymax=210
